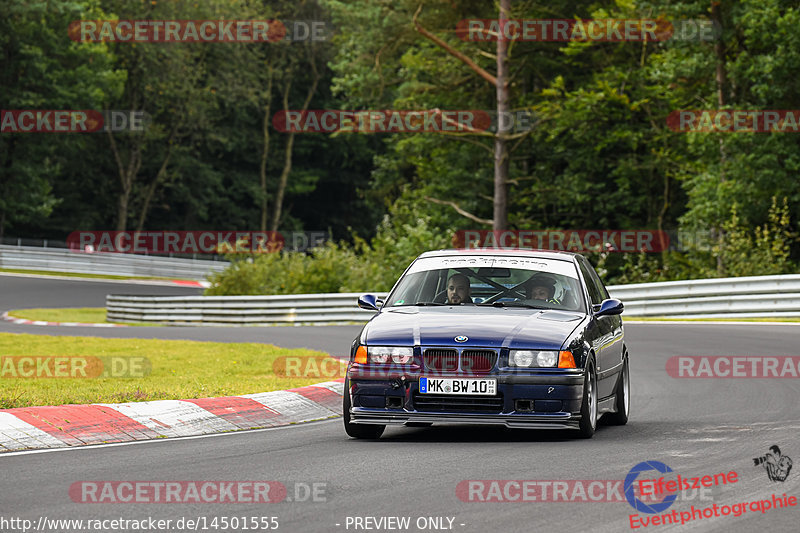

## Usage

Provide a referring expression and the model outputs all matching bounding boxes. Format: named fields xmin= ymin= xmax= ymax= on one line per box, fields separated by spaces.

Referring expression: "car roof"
xmin=417 ymin=248 xmax=580 ymax=262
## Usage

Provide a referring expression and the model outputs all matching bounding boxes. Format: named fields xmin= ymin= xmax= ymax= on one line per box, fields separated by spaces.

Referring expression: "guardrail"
xmin=105 ymin=274 xmax=800 ymax=325
xmin=106 ymin=293 xmax=388 ymax=325
xmin=607 ymin=274 xmax=800 ymax=319
xmin=0 ymin=245 xmax=228 ymax=280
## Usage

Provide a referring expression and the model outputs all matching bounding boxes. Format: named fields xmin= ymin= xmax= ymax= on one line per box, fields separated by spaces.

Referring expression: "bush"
xmin=718 ymin=197 xmax=795 ymax=277
xmin=208 ymin=198 xmax=796 ymax=296
xmin=206 ymin=243 xmax=357 ymax=295
xmin=592 ymin=197 xmax=797 ymax=286
xmin=206 ymin=213 xmax=452 ymax=295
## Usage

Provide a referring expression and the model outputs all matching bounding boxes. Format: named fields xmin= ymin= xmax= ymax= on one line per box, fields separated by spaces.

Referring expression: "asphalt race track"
xmin=2 ymin=275 xmax=800 ymax=532
xmin=0 ymin=275 xmax=361 ymax=353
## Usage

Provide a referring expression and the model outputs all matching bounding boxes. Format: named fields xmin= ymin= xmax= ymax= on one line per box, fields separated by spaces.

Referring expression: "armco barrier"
xmin=106 ymin=293 xmax=389 ymax=325
xmin=607 ymin=274 xmax=800 ymax=318
xmin=0 ymin=245 xmax=227 ymax=280
xmin=106 ymin=274 xmax=800 ymax=325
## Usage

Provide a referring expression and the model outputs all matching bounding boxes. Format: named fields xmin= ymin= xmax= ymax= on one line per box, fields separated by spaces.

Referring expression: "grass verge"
xmin=7 ymin=307 xmax=126 ymax=325
xmin=0 ymin=332 xmax=342 ymax=409
xmin=0 ymin=267 xmax=198 ymax=282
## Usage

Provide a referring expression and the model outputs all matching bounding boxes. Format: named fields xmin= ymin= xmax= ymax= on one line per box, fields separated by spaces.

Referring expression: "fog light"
xmin=386 ymin=397 xmax=403 ymax=409
xmin=515 ymin=399 xmax=533 ymax=412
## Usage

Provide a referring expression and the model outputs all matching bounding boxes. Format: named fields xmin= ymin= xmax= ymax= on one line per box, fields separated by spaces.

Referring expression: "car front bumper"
xmin=347 ymin=367 xmax=586 ymax=429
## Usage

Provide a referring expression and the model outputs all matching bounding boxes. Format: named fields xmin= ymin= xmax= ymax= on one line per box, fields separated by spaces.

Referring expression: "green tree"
xmin=0 ymin=0 xmax=122 ymax=238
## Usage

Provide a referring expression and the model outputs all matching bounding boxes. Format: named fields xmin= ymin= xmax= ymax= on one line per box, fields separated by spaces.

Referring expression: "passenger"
xmin=447 ymin=273 xmax=473 ymax=304
xmin=527 ymin=275 xmax=560 ymax=304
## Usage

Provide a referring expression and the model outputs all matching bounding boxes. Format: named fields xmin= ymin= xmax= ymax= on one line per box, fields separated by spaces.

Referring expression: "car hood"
xmin=363 ymin=307 xmax=585 ymax=350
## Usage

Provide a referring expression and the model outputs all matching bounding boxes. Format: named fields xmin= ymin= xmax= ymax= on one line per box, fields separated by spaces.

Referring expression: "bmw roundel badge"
xmin=454 ymin=335 xmax=468 ymax=343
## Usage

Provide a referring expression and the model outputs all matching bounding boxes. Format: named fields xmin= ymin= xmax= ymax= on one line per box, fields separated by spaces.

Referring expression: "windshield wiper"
xmin=413 ymin=302 xmax=447 ymax=306
xmin=482 ymin=301 xmax=549 ymax=309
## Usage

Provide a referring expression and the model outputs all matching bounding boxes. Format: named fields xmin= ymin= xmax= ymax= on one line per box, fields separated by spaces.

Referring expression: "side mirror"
xmin=357 ymin=294 xmax=380 ymax=311
xmin=593 ymin=298 xmax=624 ymax=317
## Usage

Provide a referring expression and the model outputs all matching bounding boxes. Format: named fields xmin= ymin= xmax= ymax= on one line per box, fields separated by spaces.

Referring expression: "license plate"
xmin=419 ymin=377 xmax=497 ymax=395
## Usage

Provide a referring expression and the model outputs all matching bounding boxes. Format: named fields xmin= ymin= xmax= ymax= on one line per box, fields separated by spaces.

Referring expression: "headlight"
xmin=367 ymin=346 xmax=414 ymax=364
xmin=509 ymin=350 xmax=559 ymax=367
xmin=510 ymin=350 xmax=535 ymax=367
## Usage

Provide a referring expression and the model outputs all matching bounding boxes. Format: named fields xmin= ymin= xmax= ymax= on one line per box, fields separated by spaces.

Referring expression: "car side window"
xmin=578 ymin=258 xmax=604 ymax=305
xmin=586 ymin=262 xmax=610 ymax=301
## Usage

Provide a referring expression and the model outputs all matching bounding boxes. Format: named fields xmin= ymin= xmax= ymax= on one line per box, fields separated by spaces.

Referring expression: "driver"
xmin=447 ymin=273 xmax=473 ymax=304
xmin=526 ymin=275 xmax=560 ymax=304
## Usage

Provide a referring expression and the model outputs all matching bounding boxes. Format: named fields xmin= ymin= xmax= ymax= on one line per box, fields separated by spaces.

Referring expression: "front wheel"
xmin=343 ymin=378 xmax=385 ymax=439
xmin=576 ymin=360 xmax=598 ymax=439
xmin=605 ymin=356 xmax=630 ymax=426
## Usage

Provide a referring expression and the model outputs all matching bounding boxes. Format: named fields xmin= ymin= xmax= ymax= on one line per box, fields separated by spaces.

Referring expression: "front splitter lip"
xmin=349 ymin=408 xmax=580 ymax=429
xmin=347 ymin=369 xmax=585 ymax=386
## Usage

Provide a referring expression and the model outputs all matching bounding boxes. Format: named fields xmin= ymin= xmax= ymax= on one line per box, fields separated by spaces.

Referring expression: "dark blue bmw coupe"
xmin=343 ymin=249 xmax=629 ymax=439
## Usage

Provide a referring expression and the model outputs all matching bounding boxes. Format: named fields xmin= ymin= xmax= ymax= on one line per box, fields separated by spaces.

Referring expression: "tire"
xmin=605 ymin=356 xmax=630 ymax=426
xmin=343 ymin=378 xmax=385 ymax=439
xmin=576 ymin=359 xmax=598 ymax=439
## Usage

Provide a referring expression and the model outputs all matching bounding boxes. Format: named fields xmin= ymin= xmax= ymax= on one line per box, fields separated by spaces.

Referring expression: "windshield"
xmin=386 ymin=255 xmax=586 ymax=313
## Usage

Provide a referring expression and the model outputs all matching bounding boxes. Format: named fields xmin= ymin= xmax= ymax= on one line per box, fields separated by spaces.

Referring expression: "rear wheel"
xmin=576 ymin=360 xmax=598 ymax=439
xmin=605 ymin=356 xmax=630 ymax=426
xmin=343 ymin=378 xmax=385 ymax=439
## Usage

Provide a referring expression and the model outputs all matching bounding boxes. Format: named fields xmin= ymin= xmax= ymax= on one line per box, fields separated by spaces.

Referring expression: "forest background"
xmin=2 ymin=0 xmax=798 ymax=295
